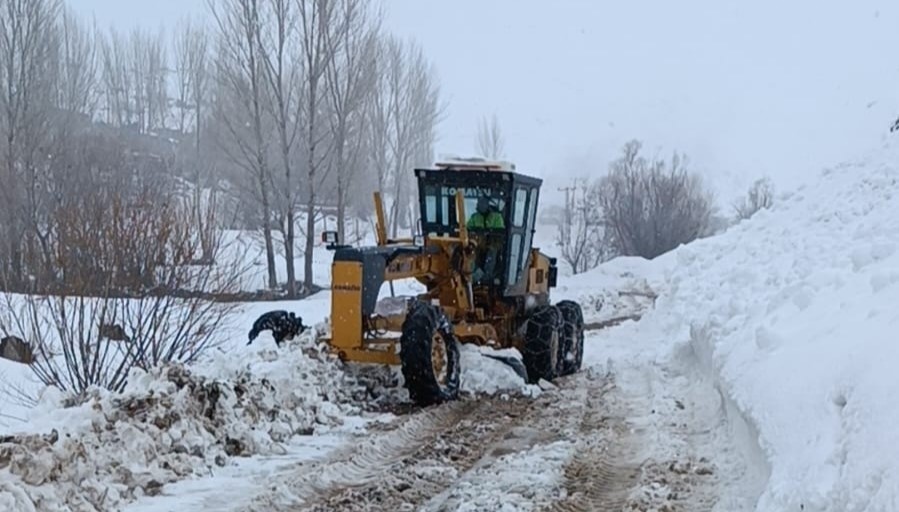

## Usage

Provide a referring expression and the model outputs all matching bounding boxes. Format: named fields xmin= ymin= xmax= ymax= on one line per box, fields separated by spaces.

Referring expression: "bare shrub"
xmin=0 ymin=176 xmax=246 ymax=395
xmin=599 ymin=140 xmax=714 ymax=259
xmin=556 ymin=179 xmax=616 ymax=274
xmin=733 ymin=177 xmax=774 ymax=221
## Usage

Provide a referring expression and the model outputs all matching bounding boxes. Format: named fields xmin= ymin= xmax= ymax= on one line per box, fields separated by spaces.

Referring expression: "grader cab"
xmin=322 ymin=160 xmax=585 ymax=406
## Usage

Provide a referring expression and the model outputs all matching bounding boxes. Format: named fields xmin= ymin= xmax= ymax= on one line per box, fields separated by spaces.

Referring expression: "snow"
xmin=552 ymin=255 xmax=663 ymax=324
xmin=458 ymin=344 xmax=539 ymax=397
xmin=0 ymin=307 xmax=384 ymax=512
xmin=636 ymin=140 xmax=899 ymax=511
xmin=0 ymin=283 xmax=538 ymax=511
xmin=420 ymin=439 xmax=572 ymax=512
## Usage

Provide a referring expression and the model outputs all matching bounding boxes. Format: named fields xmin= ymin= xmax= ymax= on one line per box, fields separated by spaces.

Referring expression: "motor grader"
xmin=321 ymin=160 xmax=585 ymax=406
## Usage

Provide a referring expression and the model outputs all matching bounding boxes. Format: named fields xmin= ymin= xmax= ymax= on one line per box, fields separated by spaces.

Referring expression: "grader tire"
xmin=557 ymin=300 xmax=585 ymax=376
xmin=522 ymin=304 xmax=563 ymax=383
xmin=399 ymin=301 xmax=461 ymax=406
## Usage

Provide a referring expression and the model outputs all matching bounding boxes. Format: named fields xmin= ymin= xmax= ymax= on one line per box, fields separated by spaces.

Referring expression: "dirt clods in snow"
xmin=0 ymin=331 xmax=371 ymax=512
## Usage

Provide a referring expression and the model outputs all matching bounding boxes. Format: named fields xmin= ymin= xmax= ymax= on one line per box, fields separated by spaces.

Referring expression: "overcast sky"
xmin=69 ymin=0 xmax=899 ymax=201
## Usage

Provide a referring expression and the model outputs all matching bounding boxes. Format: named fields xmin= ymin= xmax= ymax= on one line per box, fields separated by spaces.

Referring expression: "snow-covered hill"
xmin=639 ymin=140 xmax=899 ymax=511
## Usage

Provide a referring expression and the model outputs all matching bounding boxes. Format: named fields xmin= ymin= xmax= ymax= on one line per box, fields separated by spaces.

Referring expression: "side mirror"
xmin=548 ymin=258 xmax=558 ymax=288
xmin=321 ymin=231 xmax=339 ymax=250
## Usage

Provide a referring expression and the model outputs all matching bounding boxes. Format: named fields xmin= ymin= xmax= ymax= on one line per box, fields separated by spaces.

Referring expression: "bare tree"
xmin=173 ymin=19 xmax=218 ymax=262
xmin=129 ymin=28 xmax=168 ymax=134
xmin=258 ymin=0 xmax=303 ymax=298
xmin=368 ymin=35 xmax=442 ymax=237
xmin=733 ymin=177 xmax=774 ymax=221
xmin=297 ymin=0 xmax=342 ymax=291
xmin=51 ymin=7 xmax=99 ymax=118
xmin=99 ymin=28 xmax=169 ymax=134
xmin=173 ymin=19 xmax=208 ymax=136
xmin=208 ymin=0 xmax=278 ymax=290
xmin=556 ymin=179 xmax=613 ymax=274
xmin=0 ymin=0 xmax=62 ymax=286
xmin=99 ymin=29 xmax=134 ymax=127
xmin=475 ymin=113 xmax=504 ymax=160
xmin=325 ymin=0 xmax=378 ymax=245
xmin=366 ymin=36 xmax=391 ymax=197
xmin=598 ymin=140 xmax=714 ymax=259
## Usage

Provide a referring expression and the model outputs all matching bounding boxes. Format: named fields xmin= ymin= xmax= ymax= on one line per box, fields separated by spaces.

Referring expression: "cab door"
xmin=505 ymin=184 xmax=539 ymax=295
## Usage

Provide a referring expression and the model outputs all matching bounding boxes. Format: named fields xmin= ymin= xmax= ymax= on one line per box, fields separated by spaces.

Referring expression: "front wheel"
xmin=399 ymin=301 xmax=461 ymax=406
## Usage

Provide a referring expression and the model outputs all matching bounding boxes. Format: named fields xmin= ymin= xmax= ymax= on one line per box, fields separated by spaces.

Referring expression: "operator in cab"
xmin=468 ymin=196 xmax=505 ymax=229
xmin=468 ymin=195 xmax=505 ymax=284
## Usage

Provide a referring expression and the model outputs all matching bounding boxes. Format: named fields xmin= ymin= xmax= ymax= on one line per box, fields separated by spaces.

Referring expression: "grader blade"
xmin=481 ymin=353 xmax=529 ymax=381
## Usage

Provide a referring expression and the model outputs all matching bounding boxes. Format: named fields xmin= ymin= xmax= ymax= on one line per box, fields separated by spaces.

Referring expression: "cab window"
xmin=512 ymin=187 xmax=527 ymax=227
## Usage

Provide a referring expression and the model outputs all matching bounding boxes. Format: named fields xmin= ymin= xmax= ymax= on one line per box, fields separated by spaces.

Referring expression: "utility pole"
xmin=558 ymin=184 xmax=575 ymax=230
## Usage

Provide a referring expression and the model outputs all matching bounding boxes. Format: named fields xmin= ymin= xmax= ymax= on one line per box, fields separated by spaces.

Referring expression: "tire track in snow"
xmin=415 ymin=380 xmax=591 ymax=512
xmin=302 ymin=370 xmax=612 ymax=512
xmin=232 ymin=399 xmax=478 ymax=512
xmin=309 ymin=395 xmax=543 ymax=512
xmin=543 ymin=368 xmax=643 ymax=512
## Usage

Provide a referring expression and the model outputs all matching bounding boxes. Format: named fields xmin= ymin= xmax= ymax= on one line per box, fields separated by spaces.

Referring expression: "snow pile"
xmin=553 ymin=256 xmax=662 ymax=325
xmin=0 ymin=329 xmax=370 ymax=512
xmin=458 ymin=345 xmax=540 ymax=397
xmin=643 ymin=142 xmax=899 ymax=511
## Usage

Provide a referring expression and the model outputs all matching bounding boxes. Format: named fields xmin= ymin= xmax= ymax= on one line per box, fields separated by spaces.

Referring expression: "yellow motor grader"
xmin=321 ymin=160 xmax=585 ymax=406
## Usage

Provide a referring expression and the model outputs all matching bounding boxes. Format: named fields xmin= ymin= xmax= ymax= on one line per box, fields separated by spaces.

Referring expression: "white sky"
xmin=69 ymin=0 xmax=899 ymax=201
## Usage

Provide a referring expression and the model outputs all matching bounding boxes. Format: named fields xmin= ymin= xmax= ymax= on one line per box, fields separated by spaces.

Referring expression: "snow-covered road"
xmin=126 ymin=315 xmax=766 ymax=512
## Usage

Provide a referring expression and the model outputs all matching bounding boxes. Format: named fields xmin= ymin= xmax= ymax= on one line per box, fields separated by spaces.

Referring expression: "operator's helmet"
xmin=476 ymin=195 xmax=490 ymax=214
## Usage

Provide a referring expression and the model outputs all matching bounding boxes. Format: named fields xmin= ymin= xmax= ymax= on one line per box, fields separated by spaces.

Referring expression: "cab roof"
xmin=431 ymin=157 xmax=516 ymax=172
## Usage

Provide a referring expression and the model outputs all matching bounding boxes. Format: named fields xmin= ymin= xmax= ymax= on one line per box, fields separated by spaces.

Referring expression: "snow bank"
xmin=553 ymin=255 xmax=663 ymax=324
xmin=0 ymin=328 xmax=372 ymax=512
xmin=643 ymin=142 xmax=899 ymax=511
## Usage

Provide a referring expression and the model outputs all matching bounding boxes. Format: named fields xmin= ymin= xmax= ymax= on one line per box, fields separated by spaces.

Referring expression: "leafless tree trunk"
xmin=0 ymin=0 xmax=61 ymax=287
xmin=174 ymin=20 xmax=217 ymax=262
xmin=298 ymin=0 xmax=341 ymax=291
xmin=99 ymin=29 xmax=134 ymax=127
xmin=366 ymin=38 xmax=390 ymax=198
xmin=556 ymin=179 xmax=612 ymax=274
xmin=325 ymin=0 xmax=377 ymax=245
xmin=369 ymin=36 xmax=441 ymax=238
xmin=52 ymin=7 xmax=98 ymax=118
xmin=209 ymin=0 xmax=278 ymax=290
xmin=259 ymin=0 xmax=303 ymax=298
xmin=174 ymin=19 xmax=202 ymax=135
xmin=475 ymin=113 xmax=504 ymax=160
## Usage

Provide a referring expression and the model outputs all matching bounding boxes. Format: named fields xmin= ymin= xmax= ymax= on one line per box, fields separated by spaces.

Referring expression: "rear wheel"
xmin=399 ymin=301 xmax=461 ymax=406
xmin=522 ymin=305 xmax=562 ymax=383
xmin=557 ymin=300 xmax=585 ymax=376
